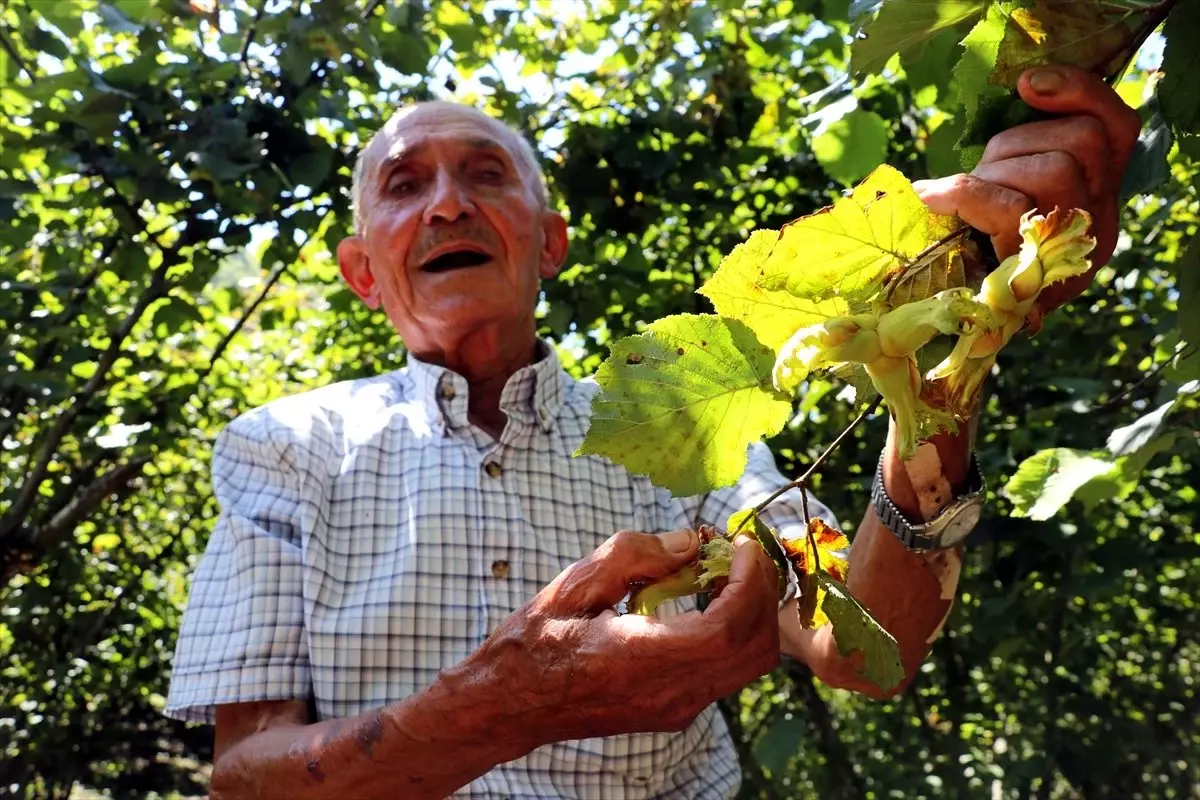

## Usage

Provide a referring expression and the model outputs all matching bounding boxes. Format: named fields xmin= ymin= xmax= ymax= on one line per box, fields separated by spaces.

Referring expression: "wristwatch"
xmin=871 ymin=452 xmax=986 ymax=551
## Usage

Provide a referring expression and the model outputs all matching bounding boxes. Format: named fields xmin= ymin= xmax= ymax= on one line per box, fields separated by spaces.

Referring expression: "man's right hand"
xmin=465 ymin=528 xmax=781 ymax=748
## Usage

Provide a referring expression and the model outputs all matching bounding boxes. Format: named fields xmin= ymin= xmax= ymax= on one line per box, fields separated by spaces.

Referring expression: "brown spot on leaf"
xmin=625 ymin=353 xmax=643 ymax=365
xmin=676 ymin=347 xmax=685 ymax=356
xmin=701 ymin=340 xmax=708 ymax=346
xmin=875 ymin=190 xmax=887 ymax=200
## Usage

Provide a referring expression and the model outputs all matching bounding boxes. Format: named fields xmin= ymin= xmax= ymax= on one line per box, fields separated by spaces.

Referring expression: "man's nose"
xmin=423 ymin=169 xmax=476 ymax=225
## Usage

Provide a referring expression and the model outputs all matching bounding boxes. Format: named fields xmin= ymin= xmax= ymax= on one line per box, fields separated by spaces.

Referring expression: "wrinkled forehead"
xmin=365 ymin=103 xmax=523 ymax=172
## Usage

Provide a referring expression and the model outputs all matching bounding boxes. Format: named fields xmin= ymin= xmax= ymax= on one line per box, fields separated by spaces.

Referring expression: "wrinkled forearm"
xmin=781 ymin=414 xmax=972 ymax=697
xmin=844 ymin=415 xmax=972 ymax=693
xmin=210 ymin=661 xmax=534 ymax=800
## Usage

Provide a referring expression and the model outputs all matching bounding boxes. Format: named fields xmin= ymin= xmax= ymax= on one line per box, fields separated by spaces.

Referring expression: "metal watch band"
xmin=871 ymin=451 xmax=985 ymax=551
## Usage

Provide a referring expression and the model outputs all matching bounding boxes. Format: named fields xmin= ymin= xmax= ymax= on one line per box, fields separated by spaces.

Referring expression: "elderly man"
xmin=166 ymin=65 xmax=1139 ymax=798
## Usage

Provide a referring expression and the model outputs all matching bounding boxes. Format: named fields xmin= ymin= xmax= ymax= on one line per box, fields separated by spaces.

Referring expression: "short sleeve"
xmin=164 ymin=413 xmax=312 ymax=724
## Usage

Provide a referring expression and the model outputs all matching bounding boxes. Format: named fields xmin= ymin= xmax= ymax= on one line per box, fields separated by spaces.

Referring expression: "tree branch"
xmin=28 ymin=456 xmax=151 ymax=550
xmin=0 ymin=234 xmax=122 ymax=436
xmin=0 ymin=19 xmax=33 ymax=81
xmin=717 ymin=696 xmax=780 ymax=800
xmin=194 ymin=257 xmax=293 ymax=389
xmin=0 ymin=261 xmax=172 ymax=543
xmin=786 ymin=662 xmax=866 ymax=799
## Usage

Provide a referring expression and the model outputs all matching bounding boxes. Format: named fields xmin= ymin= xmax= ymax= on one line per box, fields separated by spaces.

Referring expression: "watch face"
xmin=938 ymin=502 xmax=983 ymax=547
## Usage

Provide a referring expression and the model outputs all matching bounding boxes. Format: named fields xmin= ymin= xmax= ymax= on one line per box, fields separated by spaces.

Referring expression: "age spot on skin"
xmin=356 ymin=713 xmax=386 ymax=759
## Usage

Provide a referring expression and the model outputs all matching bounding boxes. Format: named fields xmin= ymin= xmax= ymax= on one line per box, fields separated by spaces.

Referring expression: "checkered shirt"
xmin=166 ymin=341 xmax=831 ymax=799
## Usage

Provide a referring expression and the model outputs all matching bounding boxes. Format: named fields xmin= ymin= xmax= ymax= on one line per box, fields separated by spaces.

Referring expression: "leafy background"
xmin=0 ymin=0 xmax=1197 ymax=798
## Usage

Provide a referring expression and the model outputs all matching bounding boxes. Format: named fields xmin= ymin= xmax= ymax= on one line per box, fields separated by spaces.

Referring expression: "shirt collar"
xmin=407 ymin=339 xmax=569 ymax=434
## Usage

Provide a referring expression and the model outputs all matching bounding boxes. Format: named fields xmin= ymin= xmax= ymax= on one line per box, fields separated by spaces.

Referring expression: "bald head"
xmin=351 ymin=102 xmax=548 ymax=233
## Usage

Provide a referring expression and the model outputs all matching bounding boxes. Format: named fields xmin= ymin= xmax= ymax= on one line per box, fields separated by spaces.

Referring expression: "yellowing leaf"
xmin=820 ymin=572 xmax=905 ymax=692
xmin=759 ymin=165 xmax=959 ymax=305
xmin=783 ymin=518 xmax=851 ymax=629
xmin=699 ymin=229 xmax=849 ymax=352
xmin=850 ymin=0 xmax=987 ymax=76
xmin=577 ymin=315 xmax=792 ymax=496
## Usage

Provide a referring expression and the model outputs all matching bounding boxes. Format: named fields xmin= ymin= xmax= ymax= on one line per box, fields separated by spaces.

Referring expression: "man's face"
xmin=338 ymin=104 xmax=567 ymax=354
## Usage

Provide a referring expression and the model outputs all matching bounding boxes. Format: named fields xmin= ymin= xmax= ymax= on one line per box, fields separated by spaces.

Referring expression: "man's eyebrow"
xmin=465 ymin=137 xmax=515 ymax=160
xmin=376 ymin=143 xmax=427 ymax=176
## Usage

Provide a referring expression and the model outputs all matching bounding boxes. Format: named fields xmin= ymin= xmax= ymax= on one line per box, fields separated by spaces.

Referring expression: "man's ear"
xmin=538 ymin=211 xmax=569 ymax=280
xmin=337 ymin=235 xmax=380 ymax=309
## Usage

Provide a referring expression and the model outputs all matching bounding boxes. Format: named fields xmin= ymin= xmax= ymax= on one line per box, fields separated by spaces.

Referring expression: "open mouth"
xmin=420 ymin=249 xmax=493 ymax=273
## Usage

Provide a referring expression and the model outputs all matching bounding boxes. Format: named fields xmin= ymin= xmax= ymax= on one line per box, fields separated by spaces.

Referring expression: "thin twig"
xmin=799 ymin=484 xmax=820 ymax=573
xmin=0 ymin=21 xmax=33 ymax=80
xmin=731 ymin=396 xmax=883 ymax=537
xmin=238 ymin=0 xmax=270 ymax=70
xmin=361 ymin=0 xmax=386 ymax=20
xmin=1090 ymin=341 xmax=1195 ymax=411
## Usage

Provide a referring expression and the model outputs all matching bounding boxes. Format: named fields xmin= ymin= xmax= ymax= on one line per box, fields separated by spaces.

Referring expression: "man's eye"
xmin=388 ymin=178 xmax=417 ymax=195
xmin=476 ymin=168 xmax=505 ymax=182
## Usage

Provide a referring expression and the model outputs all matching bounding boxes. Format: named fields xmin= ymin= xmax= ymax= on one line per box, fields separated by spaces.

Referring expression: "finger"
xmin=685 ymin=536 xmax=776 ymax=635
xmin=972 ymin=155 xmax=1109 ymax=314
xmin=1018 ymin=65 xmax=1143 ymax=173
xmin=978 ymin=116 xmax=1109 ymax=199
xmin=539 ymin=529 xmax=698 ymax=613
xmin=913 ymin=174 xmax=1033 ymax=259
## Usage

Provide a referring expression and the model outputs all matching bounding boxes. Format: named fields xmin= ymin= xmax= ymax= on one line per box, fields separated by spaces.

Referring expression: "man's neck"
xmin=411 ymin=329 xmax=541 ymax=439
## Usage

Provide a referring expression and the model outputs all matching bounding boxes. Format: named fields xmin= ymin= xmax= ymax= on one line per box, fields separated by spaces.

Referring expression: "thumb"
xmin=541 ymin=529 xmax=698 ymax=613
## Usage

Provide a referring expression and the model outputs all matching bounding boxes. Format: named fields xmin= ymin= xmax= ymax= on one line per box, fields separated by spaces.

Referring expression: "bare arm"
xmin=208 ymin=528 xmax=780 ymax=799
xmin=780 ymin=422 xmax=972 ymax=697
xmin=782 ymin=65 xmax=1141 ymax=696
xmin=210 ymin=665 xmax=530 ymax=800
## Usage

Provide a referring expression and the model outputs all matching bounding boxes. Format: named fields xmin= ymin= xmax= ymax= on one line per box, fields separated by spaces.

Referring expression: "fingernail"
xmin=661 ymin=529 xmax=695 ymax=554
xmin=1029 ymin=67 xmax=1064 ymax=95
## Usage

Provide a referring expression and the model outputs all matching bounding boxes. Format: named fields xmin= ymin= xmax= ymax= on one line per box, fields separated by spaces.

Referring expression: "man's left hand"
xmin=914 ymin=65 xmax=1143 ymax=315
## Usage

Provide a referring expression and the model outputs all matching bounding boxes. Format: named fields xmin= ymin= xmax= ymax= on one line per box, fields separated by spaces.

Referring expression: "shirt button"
xmin=484 ymin=461 xmax=503 ymax=478
xmin=439 ymin=382 xmax=456 ymax=400
xmin=491 ymin=560 xmax=510 ymax=579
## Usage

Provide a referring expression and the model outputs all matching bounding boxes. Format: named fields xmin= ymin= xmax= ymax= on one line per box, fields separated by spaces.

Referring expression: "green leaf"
xmin=851 ymin=0 xmax=986 ymax=76
xmin=152 ymin=296 xmax=205 ymax=333
xmin=698 ymin=229 xmax=849 ymax=352
xmin=38 ymin=1 xmax=91 ymax=37
xmin=287 ymin=147 xmax=334 ymax=189
xmin=759 ymin=165 xmax=959 ymax=304
xmin=1119 ymin=110 xmax=1174 ymax=200
xmin=728 ymin=509 xmax=789 ymax=600
xmin=576 ymin=314 xmax=793 ymax=496
xmin=952 ymin=3 xmax=1011 ymax=169
xmin=754 ymin=713 xmax=804 ymax=776
xmin=989 ymin=1 xmax=1139 ymax=86
xmin=819 ymin=572 xmax=905 ymax=692
xmin=1107 ymin=399 xmax=1175 ymax=459
xmin=1149 ymin=0 xmax=1200 ymax=136
xmin=902 ymin=27 xmax=963 ymax=97
xmin=812 ymin=109 xmax=890 ymax=185
xmin=1004 ymin=448 xmax=1117 ymax=520
xmin=91 ymin=533 xmax=121 ymax=552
